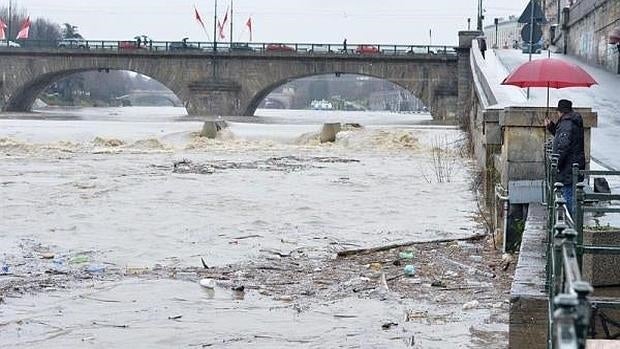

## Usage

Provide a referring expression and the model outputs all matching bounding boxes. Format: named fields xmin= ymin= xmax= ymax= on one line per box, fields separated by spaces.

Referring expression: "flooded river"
xmin=0 ymin=107 xmax=509 ymax=348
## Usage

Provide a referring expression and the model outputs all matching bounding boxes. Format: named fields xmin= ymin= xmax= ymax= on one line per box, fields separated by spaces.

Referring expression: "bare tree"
xmin=61 ymin=23 xmax=83 ymax=39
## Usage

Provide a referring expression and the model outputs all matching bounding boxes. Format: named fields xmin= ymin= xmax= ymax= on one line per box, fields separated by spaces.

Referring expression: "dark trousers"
xmin=562 ymin=184 xmax=574 ymax=216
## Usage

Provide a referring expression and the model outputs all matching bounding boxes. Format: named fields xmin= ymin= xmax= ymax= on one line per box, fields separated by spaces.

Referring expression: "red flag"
xmin=0 ymin=19 xmax=7 ymax=41
xmin=246 ymin=17 xmax=252 ymax=41
xmin=218 ymin=6 xmax=229 ymax=40
xmin=16 ymin=16 xmax=31 ymax=40
xmin=194 ymin=6 xmax=206 ymax=30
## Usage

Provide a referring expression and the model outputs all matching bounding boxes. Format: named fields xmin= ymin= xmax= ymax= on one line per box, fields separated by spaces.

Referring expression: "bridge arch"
xmin=235 ymin=58 xmax=458 ymax=120
xmin=244 ymin=72 xmax=429 ymax=116
xmin=4 ymin=68 xmax=186 ymax=112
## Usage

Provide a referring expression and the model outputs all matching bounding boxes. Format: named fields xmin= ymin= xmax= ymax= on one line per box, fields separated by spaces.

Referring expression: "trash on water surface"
xmin=431 ymin=280 xmax=446 ymax=288
xmin=199 ymin=278 xmax=216 ymax=289
xmin=368 ymin=262 xmax=382 ymax=272
xmin=462 ymin=300 xmax=480 ymax=310
xmin=403 ymin=264 xmax=416 ymax=277
xmin=1 ymin=264 xmax=9 ymax=274
xmin=398 ymin=250 xmax=414 ymax=260
xmin=70 ymin=255 xmax=89 ymax=264
xmin=85 ymin=264 xmax=106 ymax=274
xmin=125 ymin=266 xmax=150 ymax=275
xmin=381 ymin=321 xmax=398 ymax=330
xmin=231 ymin=285 xmax=245 ymax=292
xmin=40 ymin=252 xmax=55 ymax=259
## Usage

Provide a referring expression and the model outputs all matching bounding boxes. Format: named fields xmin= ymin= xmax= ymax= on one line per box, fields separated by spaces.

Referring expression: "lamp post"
xmin=429 ymin=29 xmax=432 ymax=46
xmin=7 ymin=0 xmax=12 ymax=47
xmin=494 ymin=18 xmax=499 ymax=48
xmin=477 ymin=0 xmax=484 ymax=31
xmin=230 ymin=0 xmax=234 ymax=45
xmin=213 ymin=0 xmax=218 ymax=52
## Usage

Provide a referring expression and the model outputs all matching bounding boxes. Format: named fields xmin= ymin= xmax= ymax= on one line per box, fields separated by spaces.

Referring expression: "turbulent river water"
xmin=0 ymin=107 xmax=506 ymax=348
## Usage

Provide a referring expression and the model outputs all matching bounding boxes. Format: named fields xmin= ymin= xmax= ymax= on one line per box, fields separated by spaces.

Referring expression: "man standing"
xmin=478 ymin=36 xmax=487 ymax=59
xmin=545 ymin=99 xmax=586 ymax=214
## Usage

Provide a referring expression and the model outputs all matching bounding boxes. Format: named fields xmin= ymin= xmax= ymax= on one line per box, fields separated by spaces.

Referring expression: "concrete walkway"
xmin=493 ymin=49 xmax=620 ymax=171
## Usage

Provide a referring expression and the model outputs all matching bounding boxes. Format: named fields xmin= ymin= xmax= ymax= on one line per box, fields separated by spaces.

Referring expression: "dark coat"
xmin=548 ymin=111 xmax=586 ymax=185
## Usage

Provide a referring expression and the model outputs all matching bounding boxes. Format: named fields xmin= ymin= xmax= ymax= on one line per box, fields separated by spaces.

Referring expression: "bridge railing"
xmin=6 ymin=40 xmax=458 ymax=57
xmin=545 ymin=141 xmax=620 ymax=348
xmin=545 ymin=142 xmax=593 ymax=349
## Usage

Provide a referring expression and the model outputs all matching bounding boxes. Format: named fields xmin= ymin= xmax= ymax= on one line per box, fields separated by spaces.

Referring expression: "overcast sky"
xmin=7 ymin=0 xmax=530 ymax=44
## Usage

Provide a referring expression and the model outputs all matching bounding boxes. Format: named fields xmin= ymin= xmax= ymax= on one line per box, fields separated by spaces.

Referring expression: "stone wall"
xmin=509 ymin=204 xmax=549 ymax=349
xmin=564 ymin=0 xmax=620 ymax=73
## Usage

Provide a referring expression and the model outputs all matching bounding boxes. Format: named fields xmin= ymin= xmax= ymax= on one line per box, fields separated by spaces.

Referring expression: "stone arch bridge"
xmin=0 ymin=49 xmax=466 ymax=119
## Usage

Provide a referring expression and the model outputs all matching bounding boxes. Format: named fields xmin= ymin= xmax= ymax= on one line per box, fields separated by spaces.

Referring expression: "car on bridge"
xmin=229 ymin=43 xmax=254 ymax=52
xmin=266 ymin=43 xmax=295 ymax=52
xmin=308 ymin=44 xmax=332 ymax=54
xmin=118 ymin=40 xmax=146 ymax=51
xmin=522 ymin=41 xmax=543 ymax=54
xmin=57 ymin=38 xmax=88 ymax=49
xmin=355 ymin=45 xmax=379 ymax=55
xmin=169 ymin=38 xmax=202 ymax=52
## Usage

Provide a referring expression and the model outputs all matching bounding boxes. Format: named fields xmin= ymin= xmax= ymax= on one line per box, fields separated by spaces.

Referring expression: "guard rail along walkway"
xmin=544 ymin=141 xmax=620 ymax=348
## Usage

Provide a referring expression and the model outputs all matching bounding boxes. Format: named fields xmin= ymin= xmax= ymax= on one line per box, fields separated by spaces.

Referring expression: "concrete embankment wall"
xmin=508 ymin=204 xmax=548 ymax=349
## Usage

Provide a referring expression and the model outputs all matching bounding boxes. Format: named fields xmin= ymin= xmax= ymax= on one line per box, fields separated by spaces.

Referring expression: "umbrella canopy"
xmin=502 ymin=58 xmax=597 ymax=89
xmin=610 ymin=26 xmax=620 ymax=45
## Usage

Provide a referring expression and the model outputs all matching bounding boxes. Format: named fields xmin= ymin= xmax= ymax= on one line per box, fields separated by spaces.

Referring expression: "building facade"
xmin=562 ymin=0 xmax=620 ymax=73
xmin=484 ymin=16 xmax=524 ymax=49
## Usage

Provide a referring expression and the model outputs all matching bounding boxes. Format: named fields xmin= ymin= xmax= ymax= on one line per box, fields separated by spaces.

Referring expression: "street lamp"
xmin=494 ymin=18 xmax=499 ymax=48
xmin=477 ymin=0 xmax=484 ymax=31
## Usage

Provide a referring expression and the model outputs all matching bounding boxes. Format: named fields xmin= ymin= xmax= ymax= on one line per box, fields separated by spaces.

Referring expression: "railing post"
xmin=553 ymin=220 xmax=568 ymax=295
xmin=553 ymin=182 xmax=564 ymax=226
xmin=572 ymin=163 xmax=580 ymax=215
xmin=575 ymin=182 xmax=586 ymax=267
xmin=573 ymin=281 xmax=593 ymax=349
xmin=553 ymin=294 xmax=579 ymax=349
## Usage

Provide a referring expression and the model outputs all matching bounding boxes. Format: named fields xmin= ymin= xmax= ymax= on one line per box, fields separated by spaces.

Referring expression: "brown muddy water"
xmin=0 ymin=107 xmax=512 ymax=348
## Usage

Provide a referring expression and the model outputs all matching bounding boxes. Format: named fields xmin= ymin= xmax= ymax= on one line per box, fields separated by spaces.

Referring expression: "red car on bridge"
xmin=118 ymin=41 xmax=145 ymax=50
xmin=266 ymin=43 xmax=295 ymax=52
xmin=355 ymin=45 xmax=379 ymax=55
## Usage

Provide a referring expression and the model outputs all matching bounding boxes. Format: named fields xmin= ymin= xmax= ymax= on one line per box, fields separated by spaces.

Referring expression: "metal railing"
xmin=545 ymin=141 xmax=620 ymax=348
xmin=1 ymin=39 xmax=458 ymax=57
xmin=545 ymin=141 xmax=592 ymax=349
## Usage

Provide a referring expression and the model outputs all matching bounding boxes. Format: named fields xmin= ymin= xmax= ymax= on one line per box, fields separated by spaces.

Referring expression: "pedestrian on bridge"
xmin=477 ymin=36 xmax=487 ymax=59
xmin=343 ymin=38 xmax=347 ymax=53
xmin=545 ymin=99 xmax=586 ymax=214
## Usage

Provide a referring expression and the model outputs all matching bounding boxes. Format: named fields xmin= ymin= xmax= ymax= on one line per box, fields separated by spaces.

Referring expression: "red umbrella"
xmin=501 ymin=58 xmax=597 ymax=118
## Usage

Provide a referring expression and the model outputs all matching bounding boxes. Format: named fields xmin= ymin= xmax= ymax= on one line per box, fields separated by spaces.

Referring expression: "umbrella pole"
xmin=545 ymin=83 xmax=550 ymax=140
xmin=546 ymin=84 xmax=550 ymax=119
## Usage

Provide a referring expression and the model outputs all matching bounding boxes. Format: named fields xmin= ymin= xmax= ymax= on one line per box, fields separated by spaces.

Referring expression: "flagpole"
xmin=213 ymin=0 xmax=218 ymax=52
xmin=230 ymin=0 xmax=233 ymax=44
xmin=7 ymin=0 xmax=12 ymax=47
